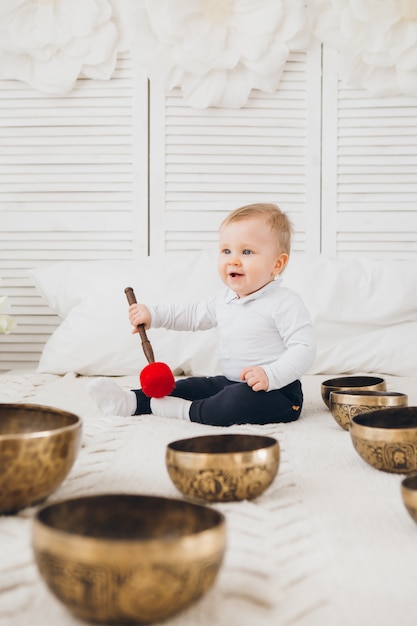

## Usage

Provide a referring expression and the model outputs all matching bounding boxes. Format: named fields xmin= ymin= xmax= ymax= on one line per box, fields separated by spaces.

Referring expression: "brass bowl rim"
xmin=34 ymin=493 xmax=226 ymax=544
xmin=330 ymin=390 xmax=407 ymax=400
xmin=322 ymin=375 xmax=386 ymax=389
xmin=167 ymin=433 xmax=279 ymax=456
xmin=0 ymin=402 xmax=81 ymax=439
xmin=351 ymin=406 xmax=417 ymax=430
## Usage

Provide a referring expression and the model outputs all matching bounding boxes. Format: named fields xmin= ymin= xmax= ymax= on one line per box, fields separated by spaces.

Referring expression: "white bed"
xmin=0 ymin=370 xmax=416 ymax=626
xmin=1 ymin=252 xmax=417 ymax=626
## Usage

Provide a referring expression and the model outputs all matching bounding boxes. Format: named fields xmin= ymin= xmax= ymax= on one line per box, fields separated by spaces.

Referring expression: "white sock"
xmin=87 ymin=378 xmax=137 ymax=417
xmin=150 ymin=396 xmax=191 ymax=420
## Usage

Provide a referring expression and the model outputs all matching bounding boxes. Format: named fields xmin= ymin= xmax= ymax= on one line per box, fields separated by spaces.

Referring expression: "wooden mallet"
xmin=125 ymin=287 xmax=175 ymax=398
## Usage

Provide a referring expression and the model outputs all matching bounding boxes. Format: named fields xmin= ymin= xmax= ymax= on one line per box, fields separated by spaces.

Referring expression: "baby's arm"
xmin=262 ymin=294 xmax=316 ymax=391
xmin=149 ymin=298 xmax=217 ymax=332
xmin=240 ymin=366 xmax=269 ymax=392
xmin=128 ymin=303 xmax=151 ymax=334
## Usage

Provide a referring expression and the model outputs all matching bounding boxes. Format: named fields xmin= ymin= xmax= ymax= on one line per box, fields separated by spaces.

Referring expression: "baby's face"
xmin=218 ymin=217 xmax=288 ymax=298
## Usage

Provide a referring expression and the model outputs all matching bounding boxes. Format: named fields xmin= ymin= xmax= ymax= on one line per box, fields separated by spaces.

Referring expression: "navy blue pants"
xmin=133 ymin=375 xmax=303 ymax=427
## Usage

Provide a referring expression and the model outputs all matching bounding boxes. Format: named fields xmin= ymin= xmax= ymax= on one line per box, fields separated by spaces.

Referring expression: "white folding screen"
xmin=1 ymin=43 xmax=417 ymax=371
xmin=0 ymin=56 xmax=148 ymax=370
xmin=149 ymin=43 xmax=322 ymax=255
xmin=322 ymin=49 xmax=417 ymax=258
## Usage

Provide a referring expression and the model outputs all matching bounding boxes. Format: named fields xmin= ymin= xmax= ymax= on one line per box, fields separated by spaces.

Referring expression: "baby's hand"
xmin=240 ymin=366 xmax=269 ymax=392
xmin=128 ymin=303 xmax=151 ymax=333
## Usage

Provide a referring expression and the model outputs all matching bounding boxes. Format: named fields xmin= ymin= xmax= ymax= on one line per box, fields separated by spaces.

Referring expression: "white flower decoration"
xmin=0 ymin=296 xmax=16 ymax=335
xmin=0 ymin=0 xmax=136 ymax=94
xmin=129 ymin=0 xmax=314 ymax=108
xmin=313 ymin=0 xmax=417 ymax=96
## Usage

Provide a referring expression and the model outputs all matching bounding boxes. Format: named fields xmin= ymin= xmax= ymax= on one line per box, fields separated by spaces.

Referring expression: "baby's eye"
xmin=242 ymin=249 xmax=252 ymax=255
xmin=222 ymin=248 xmax=231 ymax=255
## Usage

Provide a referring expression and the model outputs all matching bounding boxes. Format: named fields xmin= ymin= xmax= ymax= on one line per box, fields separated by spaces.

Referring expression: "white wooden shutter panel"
xmin=0 ymin=55 xmax=148 ymax=371
xmin=322 ymin=48 xmax=417 ymax=259
xmin=149 ymin=42 xmax=322 ymax=256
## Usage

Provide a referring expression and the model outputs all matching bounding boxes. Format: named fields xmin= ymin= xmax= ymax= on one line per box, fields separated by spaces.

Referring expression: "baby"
xmin=88 ymin=203 xmax=316 ymax=426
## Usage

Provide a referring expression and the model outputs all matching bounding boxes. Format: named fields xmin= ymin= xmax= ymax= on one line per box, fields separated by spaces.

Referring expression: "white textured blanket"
xmin=0 ymin=372 xmax=416 ymax=626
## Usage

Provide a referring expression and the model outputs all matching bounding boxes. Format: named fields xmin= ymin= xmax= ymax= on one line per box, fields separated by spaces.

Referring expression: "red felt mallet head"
xmin=125 ymin=287 xmax=175 ymax=398
xmin=139 ymin=361 xmax=175 ymax=399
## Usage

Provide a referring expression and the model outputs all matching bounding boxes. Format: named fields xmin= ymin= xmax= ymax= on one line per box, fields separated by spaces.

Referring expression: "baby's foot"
xmin=87 ymin=378 xmax=136 ymax=416
xmin=150 ymin=396 xmax=191 ymax=420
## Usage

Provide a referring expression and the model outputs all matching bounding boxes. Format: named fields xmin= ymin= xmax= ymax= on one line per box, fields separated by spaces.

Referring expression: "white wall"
xmin=1 ymin=44 xmax=417 ymax=371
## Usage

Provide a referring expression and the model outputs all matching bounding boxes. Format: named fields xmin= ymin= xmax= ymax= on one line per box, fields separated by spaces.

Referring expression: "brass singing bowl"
xmin=0 ymin=403 xmax=82 ymax=514
xmin=33 ymin=494 xmax=226 ymax=624
xmin=166 ymin=434 xmax=280 ymax=502
xmin=329 ymin=390 xmax=408 ymax=431
xmin=321 ymin=375 xmax=386 ymax=408
xmin=401 ymin=474 xmax=417 ymax=525
xmin=350 ymin=407 xmax=417 ymax=473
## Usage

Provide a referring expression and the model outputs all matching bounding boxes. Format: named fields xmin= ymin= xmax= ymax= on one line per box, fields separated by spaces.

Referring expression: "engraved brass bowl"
xmin=350 ymin=407 xmax=417 ymax=473
xmin=33 ymin=494 xmax=226 ymax=624
xmin=401 ymin=474 xmax=417 ymax=525
xmin=321 ymin=375 xmax=386 ymax=408
xmin=166 ymin=434 xmax=280 ymax=502
xmin=0 ymin=403 xmax=82 ymax=514
xmin=329 ymin=390 xmax=408 ymax=431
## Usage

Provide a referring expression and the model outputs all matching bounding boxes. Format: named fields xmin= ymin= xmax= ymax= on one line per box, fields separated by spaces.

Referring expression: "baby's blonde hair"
xmin=221 ymin=203 xmax=293 ymax=255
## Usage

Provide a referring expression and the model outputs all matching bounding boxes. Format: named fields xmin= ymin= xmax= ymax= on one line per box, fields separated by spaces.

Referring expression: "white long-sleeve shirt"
xmin=148 ymin=278 xmax=316 ymax=391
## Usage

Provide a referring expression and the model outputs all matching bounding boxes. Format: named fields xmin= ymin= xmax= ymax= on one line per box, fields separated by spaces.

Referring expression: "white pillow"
xmin=29 ymin=252 xmax=222 ymax=376
xmin=29 ymin=252 xmax=417 ymax=377
xmin=309 ymin=320 xmax=417 ymax=377
xmin=283 ymin=253 xmax=417 ymax=326
xmin=283 ymin=254 xmax=417 ymax=376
